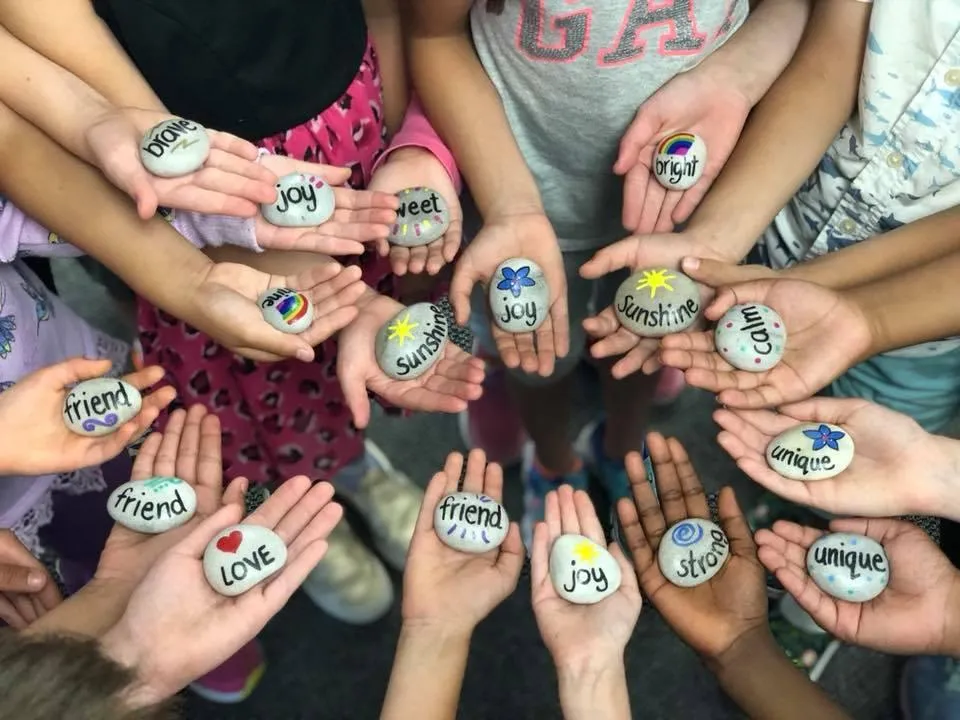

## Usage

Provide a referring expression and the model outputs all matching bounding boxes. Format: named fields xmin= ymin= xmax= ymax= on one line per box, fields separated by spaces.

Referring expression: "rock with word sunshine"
xmin=766 ymin=422 xmax=854 ymax=481
xmin=261 ymin=172 xmax=336 ymax=227
xmin=203 ymin=524 xmax=287 ymax=597
xmin=489 ymin=257 xmax=550 ymax=333
xmin=715 ymin=303 xmax=787 ymax=372
xmin=388 ymin=187 xmax=450 ymax=247
xmin=258 ymin=287 xmax=314 ymax=334
xmin=375 ymin=302 xmax=448 ymax=381
xmin=658 ymin=518 xmax=730 ymax=588
xmin=139 ymin=118 xmax=210 ymax=177
xmin=63 ymin=378 xmax=142 ymax=437
xmin=549 ymin=534 xmax=621 ymax=604
xmin=434 ymin=492 xmax=509 ymax=553
xmin=653 ymin=132 xmax=707 ymax=191
xmin=806 ymin=532 xmax=889 ymax=603
xmin=107 ymin=476 xmax=197 ymax=534
xmin=615 ymin=267 xmax=700 ymax=337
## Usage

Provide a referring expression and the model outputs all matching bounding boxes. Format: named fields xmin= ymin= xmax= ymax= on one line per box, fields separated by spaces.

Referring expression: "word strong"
xmin=63 ymin=378 xmax=142 ymax=437
xmin=658 ymin=518 xmax=731 ymax=588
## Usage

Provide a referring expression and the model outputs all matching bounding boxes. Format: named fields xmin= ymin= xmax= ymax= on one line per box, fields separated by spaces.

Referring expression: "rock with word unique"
xmin=107 ymin=476 xmax=197 ymax=534
xmin=806 ymin=532 xmax=889 ymax=603
xmin=615 ymin=268 xmax=701 ymax=337
xmin=258 ymin=288 xmax=314 ymax=334
xmin=202 ymin=524 xmax=287 ymax=597
xmin=388 ymin=187 xmax=451 ymax=247
xmin=261 ymin=172 xmax=336 ymax=227
xmin=715 ymin=303 xmax=787 ymax=372
xmin=766 ymin=422 xmax=855 ymax=481
xmin=489 ymin=257 xmax=550 ymax=333
xmin=652 ymin=132 xmax=707 ymax=191
xmin=658 ymin=518 xmax=730 ymax=588
xmin=434 ymin=492 xmax=509 ymax=553
xmin=375 ymin=302 xmax=448 ymax=381
xmin=549 ymin=534 xmax=622 ymax=604
xmin=139 ymin=118 xmax=211 ymax=178
xmin=63 ymin=378 xmax=142 ymax=437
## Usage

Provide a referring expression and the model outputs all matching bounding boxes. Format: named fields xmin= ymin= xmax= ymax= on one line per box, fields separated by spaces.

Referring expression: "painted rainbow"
xmin=277 ymin=293 xmax=309 ymax=325
xmin=657 ymin=133 xmax=696 ymax=156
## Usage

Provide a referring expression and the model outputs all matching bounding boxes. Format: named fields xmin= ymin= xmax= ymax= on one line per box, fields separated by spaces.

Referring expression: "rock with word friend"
xmin=715 ymin=303 xmax=786 ymax=372
xmin=375 ymin=302 xmax=448 ymax=381
xmin=549 ymin=534 xmax=621 ymax=604
xmin=614 ymin=267 xmax=700 ymax=337
xmin=63 ymin=377 xmax=142 ymax=437
xmin=107 ymin=476 xmax=197 ymax=534
xmin=434 ymin=492 xmax=509 ymax=553
xmin=489 ymin=257 xmax=549 ymax=333
xmin=652 ymin=132 xmax=706 ymax=191
xmin=258 ymin=288 xmax=314 ymax=334
xmin=766 ymin=422 xmax=854 ymax=481
xmin=658 ymin=518 xmax=730 ymax=588
xmin=388 ymin=187 xmax=450 ymax=247
xmin=806 ymin=532 xmax=889 ymax=602
xmin=203 ymin=524 xmax=287 ymax=597
xmin=261 ymin=172 xmax=336 ymax=227
xmin=139 ymin=118 xmax=211 ymax=177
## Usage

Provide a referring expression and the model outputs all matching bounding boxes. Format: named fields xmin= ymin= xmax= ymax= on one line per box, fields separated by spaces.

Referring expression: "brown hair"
xmin=486 ymin=0 xmax=505 ymax=13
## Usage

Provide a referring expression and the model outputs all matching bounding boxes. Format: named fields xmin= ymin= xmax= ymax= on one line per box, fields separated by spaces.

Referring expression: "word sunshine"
xmin=437 ymin=495 xmax=504 ymax=529
xmin=112 ymin=484 xmax=191 ymax=523
xmin=768 ymin=443 xmax=835 ymax=477
xmin=673 ymin=528 xmax=729 ymax=582
xmin=654 ymin=155 xmax=701 ymax=187
xmin=561 ymin=558 xmax=610 ymax=595
xmin=141 ymin=119 xmax=203 ymax=159
xmin=274 ymin=179 xmax=321 ymax=216
xmin=218 ymin=543 xmax=279 ymax=588
xmin=64 ymin=381 xmax=136 ymax=428
xmin=393 ymin=308 xmax=448 ymax=377
xmin=733 ymin=304 xmax=776 ymax=357
xmin=616 ymin=295 xmax=700 ymax=331
xmin=812 ymin=542 xmax=887 ymax=581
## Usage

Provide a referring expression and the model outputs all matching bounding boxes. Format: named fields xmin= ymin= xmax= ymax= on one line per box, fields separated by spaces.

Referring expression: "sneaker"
xmin=458 ymin=351 xmax=526 ymax=467
xmin=901 ymin=655 xmax=960 ymax=719
xmin=652 ymin=367 xmax=686 ymax=407
xmin=189 ymin=640 xmax=265 ymax=704
xmin=520 ymin=442 xmax=590 ymax=549
xmin=575 ymin=419 xmax=652 ymax=503
xmin=769 ymin=594 xmax=840 ymax=681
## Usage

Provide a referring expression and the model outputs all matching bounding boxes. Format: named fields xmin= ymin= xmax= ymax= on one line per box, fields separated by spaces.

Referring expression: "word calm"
xmin=715 ymin=303 xmax=786 ymax=372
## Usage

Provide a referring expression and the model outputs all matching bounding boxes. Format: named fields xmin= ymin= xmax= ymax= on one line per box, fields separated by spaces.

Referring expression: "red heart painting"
xmin=216 ymin=530 xmax=243 ymax=554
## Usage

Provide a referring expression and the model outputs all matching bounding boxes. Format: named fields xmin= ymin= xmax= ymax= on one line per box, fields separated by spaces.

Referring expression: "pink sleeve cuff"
xmin=0 ymin=200 xmax=84 ymax=261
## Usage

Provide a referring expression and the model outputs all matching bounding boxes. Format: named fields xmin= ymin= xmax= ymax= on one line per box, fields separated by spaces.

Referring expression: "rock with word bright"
xmin=433 ymin=492 xmax=509 ymax=553
xmin=258 ymin=288 xmax=314 ymax=334
xmin=715 ymin=303 xmax=787 ymax=372
xmin=107 ymin=476 xmax=197 ymax=534
xmin=375 ymin=302 xmax=448 ymax=381
xmin=489 ymin=257 xmax=549 ymax=333
xmin=806 ymin=532 xmax=889 ymax=603
xmin=388 ymin=187 xmax=450 ymax=247
xmin=549 ymin=534 xmax=621 ymax=604
xmin=261 ymin=172 xmax=336 ymax=227
xmin=652 ymin=132 xmax=707 ymax=191
xmin=614 ymin=267 xmax=700 ymax=337
xmin=766 ymin=422 xmax=854 ymax=481
xmin=63 ymin=377 xmax=142 ymax=437
xmin=139 ymin=118 xmax=210 ymax=177
xmin=203 ymin=524 xmax=287 ymax=597
xmin=658 ymin=518 xmax=730 ymax=588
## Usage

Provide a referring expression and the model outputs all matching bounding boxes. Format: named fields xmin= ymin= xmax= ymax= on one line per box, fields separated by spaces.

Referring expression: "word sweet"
xmin=658 ymin=518 xmax=730 ymax=588
xmin=261 ymin=173 xmax=336 ymax=227
xmin=434 ymin=492 xmax=509 ymax=553
xmin=258 ymin=287 xmax=314 ymax=334
xmin=715 ymin=303 xmax=786 ymax=372
xmin=389 ymin=187 xmax=451 ymax=247
xmin=549 ymin=534 xmax=622 ymax=604
xmin=489 ymin=257 xmax=549 ymax=333
xmin=806 ymin=532 xmax=889 ymax=602
xmin=766 ymin=422 xmax=855 ymax=481
xmin=107 ymin=476 xmax=197 ymax=534
xmin=652 ymin=132 xmax=706 ymax=191
xmin=614 ymin=268 xmax=701 ymax=337
xmin=139 ymin=118 xmax=210 ymax=177
xmin=203 ymin=524 xmax=288 ymax=597
xmin=63 ymin=378 xmax=142 ymax=437
xmin=375 ymin=302 xmax=449 ymax=380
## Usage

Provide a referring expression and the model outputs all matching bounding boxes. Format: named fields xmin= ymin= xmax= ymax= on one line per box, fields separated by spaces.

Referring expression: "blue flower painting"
xmin=496 ymin=265 xmax=535 ymax=298
xmin=802 ymin=424 xmax=846 ymax=452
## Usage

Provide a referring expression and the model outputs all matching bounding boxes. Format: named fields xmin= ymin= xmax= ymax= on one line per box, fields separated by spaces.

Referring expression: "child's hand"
xmin=756 ymin=518 xmax=960 ymax=656
xmin=617 ymin=433 xmax=767 ymax=661
xmin=0 ymin=530 xmax=62 ymax=629
xmin=0 ymin=359 xmax=175 ymax=476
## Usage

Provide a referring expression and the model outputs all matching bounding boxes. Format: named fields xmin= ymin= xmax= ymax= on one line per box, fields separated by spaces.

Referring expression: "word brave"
xmin=673 ymin=528 xmax=729 ymax=582
xmin=112 ymin=486 xmax=190 ymax=523
xmin=616 ymin=295 xmax=700 ymax=331
xmin=562 ymin=560 xmax=609 ymax=595
xmin=654 ymin=155 xmax=701 ymax=187
xmin=437 ymin=495 xmax=504 ymax=529
xmin=141 ymin=119 xmax=203 ymax=160
xmin=219 ymin=544 xmax=278 ymax=588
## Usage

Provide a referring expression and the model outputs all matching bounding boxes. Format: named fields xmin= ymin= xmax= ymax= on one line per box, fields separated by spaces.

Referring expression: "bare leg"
xmin=508 ymin=372 xmax=577 ymax=473
xmin=599 ymin=361 xmax=658 ymax=459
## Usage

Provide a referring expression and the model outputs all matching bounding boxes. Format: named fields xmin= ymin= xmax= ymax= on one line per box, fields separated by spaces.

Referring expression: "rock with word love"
xmin=258 ymin=288 xmax=314 ymax=334
xmin=63 ymin=377 xmax=142 ymax=437
xmin=489 ymin=257 xmax=549 ymax=333
xmin=766 ymin=422 xmax=855 ymax=481
xmin=652 ymin=132 xmax=707 ymax=191
xmin=107 ymin=476 xmax=197 ymax=534
xmin=433 ymin=492 xmax=509 ymax=553
xmin=388 ymin=187 xmax=451 ymax=247
xmin=549 ymin=534 xmax=621 ymax=604
xmin=614 ymin=267 xmax=700 ymax=337
xmin=139 ymin=118 xmax=210 ymax=178
xmin=715 ymin=303 xmax=787 ymax=372
xmin=203 ymin=524 xmax=287 ymax=597
xmin=806 ymin=532 xmax=889 ymax=603
xmin=261 ymin=172 xmax=336 ymax=227
xmin=658 ymin=518 xmax=730 ymax=588
xmin=375 ymin=302 xmax=448 ymax=381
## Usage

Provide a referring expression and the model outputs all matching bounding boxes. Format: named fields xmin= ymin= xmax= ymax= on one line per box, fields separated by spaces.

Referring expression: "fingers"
xmin=44 ymin=357 xmax=113 ymax=389
xmin=530 ymin=521 xmax=550 ymax=589
xmin=573 ymin=489 xmax=605 ymax=545
xmin=536 ymin=318 xmax=559 ymax=377
xmin=647 ymin=432 xmax=686 ymax=526
xmin=614 ymin=111 xmax=658 ymax=175
xmin=582 ymin=306 xmax=622 ymax=341
xmin=611 ymin=339 xmax=661 ymax=380
xmin=621 ymin=163 xmax=651 ymax=232
xmin=258 ymin=537 xmax=329 ymax=613
xmin=222 ymin=476 xmax=249 ymax=508
xmin=274 ymin=481 xmax=338 ymax=551
xmin=556 ymin=485 xmax=581 ymax=535
xmin=678 ymin=257 xmax=777 ymax=294
xmin=0 ymin=563 xmax=49 ymax=594
xmin=461 ymin=449 xmax=487 ymax=494
xmin=544 ymin=490 xmax=562 ymax=540
xmin=246 ymin=475 xmax=312 ymax=529
xmin=173 ymin=405 xmax=209 ymax=484
xmin=714 ymin=407 xmax=795 ymax=452
xmin=130 ymin=432 xmax=164 ymax=481
xmin=774 ymin=397 xmax=870 ymax=427
xmin=495 ymin=523 xmax=525 ymax=584
xmin=10 ymin=593 xmax=37 ymax=625
xmin=666 ymin=437 xmax=709 ymax=518
xmin=482 ymin=458 xmax=505 ymax=503
xmin=716 ymin=487 xmax=756 ymax=559
xmin=609 ymin=541 xmax=641 ymax=594
xmin=449 ymin=259 xmax=480 ymax=326
xmin=628 ymin=449 xmax=667 ymax=551
xmin=340 ymin=361 xmax=373 ymax=429
xmin=635 ymin=177 xmax=668 ymax=235
xmin=548 ymin=290 xmax=570 ymax=360
xmin=579 ymin=238 xmax=640 ymax=280
xmin=151 ymin=408 xmax=188 ymax=478
xmin=121 ymin=365 xmax=167 ymax=391
xmin=0 ymin=594 xmax=27 ymax=629
xmin=418 ymin=469 xmax=450 ymax=533
xmin=35 ymin=577 xmax=62 ymax=612
xmin=442 ymin=451 xmax=466 ymax=493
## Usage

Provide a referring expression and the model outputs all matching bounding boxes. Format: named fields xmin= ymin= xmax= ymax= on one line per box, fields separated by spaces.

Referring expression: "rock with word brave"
xmin=63 ymin=378 xmax=142 ymax=437
xmin=107 ymin=476 xmax=197 ymax=534
xmin=658 ymin=518 xmax=730 ymax=588
xmin=139 ymin=118 xmax=210 ymax=178
xmin=715 ymin=303 xmax=787 ymax=372
xmin=203 ymin=524 xmax=287 ymax=597
xmin=388 ymin=187 xmax=450 ymax=247
xmin=375 ymin=302 xmax=448 ymax=381
xmin=434 ymin=492 xmax=509 ymax=553
xmin=806 ymin=532 xmax=889 ymax=603
xmin=549 ymin=534 xmax=622 ymax=604
xmin=615 ymin=268 xmax=701 ymax=337
xmin=766 ymin=422 xmax=855 ymax=481
xmin=258 ymin=288 xmax=314 ymax=334
xmin=261 ymin=173 xmax=336 ymax=227
xmin=653 ymin=132 xmax=707 ymax=191
xmin=489 ymin=257 xmax=550 ymax=333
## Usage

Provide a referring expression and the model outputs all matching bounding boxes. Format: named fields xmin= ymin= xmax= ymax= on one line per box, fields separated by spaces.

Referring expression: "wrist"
xmin=921 ymin=434 xmax=960 ymax=522
xmin=398 ymin=620 xmax=473 ymax=653
xmin=683 ymin=223 xmax=749 ymax=265
xmin=843 ymin=283 xmax=890 ymax=360
xmin=100 ymin=619 xmax=168 ymax=707
xmin=555 ymin=647 xmax=625 ymax=682
xmin=705 ymin=624 xmax=778 ymax=680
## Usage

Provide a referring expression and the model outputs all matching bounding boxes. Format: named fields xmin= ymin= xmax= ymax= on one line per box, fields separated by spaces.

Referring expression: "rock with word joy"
xmin=261 ymin=172 xmax=336 ymax=228
xmin=653 ymin=132 xmax=707 ymax=191
xmin=766 ymin=422 xmax=855 ymax=481
xmin=489 ymin=257 xmax=549 ymax=333
xmin=258 ymin=288 xmax=314 ymax=334
xmin=658 ymin=518 xmax=730 ymax=588
xmin=375 ymin=302 xmax=448 ymax=381
xmin=388 ymin=187 xmax=451 ymax=247
xmin=203 ymin=524 xmax=287 ymax=597
xmin=715 ymin=303 xmax=786 ymax=372
xmin=614 ymin=267 xmax=700 ymax=337
xmin=434 ymin=492 xmax=509 ymax=553
xmin=806 ymin=532 xmax=889 ymax=603
xmin=107 ymin=476 xmax=197 ymax=534
xmin=63 ymin=377 xmax=142 ymax=437
xmin=549 ymin=534 xmax=621 ymax=604
xmin=139 ymin=118 xmax=210 ymax=178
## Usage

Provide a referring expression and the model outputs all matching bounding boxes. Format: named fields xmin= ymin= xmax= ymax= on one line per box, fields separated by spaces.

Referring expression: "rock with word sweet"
xmin=766 ymin=422 xmax=855 ymax=481
xmin=715 ymin=303 xmax=787 ymax=372
xmin=375 ymin=302 xmax=448 ymax=381
xmin=388 ymin=187 xmax=451 ymax=247
xmin=652 ymin=132 xmax=707 ymax=191
xmin=614 ymin=267 xmax=701 ymax=337
xmin=549 ymin=534 xmax=622 ymax=604
xmin=261 ymin=172 xmax=336 ymax=227
xmin=489 ymin=257 xmax=550 ymax=333
xmin=434 ymin=492 xmax=509 ymax=553
xmin=203 ymin=524 xmax=288 ymax=597
xmin=258 ymin=287 xmax=314 ymax=334
xmin=806 ymin=532 xmax=889 ymax=603
xmin=63 ymin=377 xmax=143 ymax=437
xmin=107 ymin=476 xmax=197 ymax=534
xmin=139 ymin=118 xmax=211 ymax=178
xmin=658 ymin=518 xmax=730 ymax=588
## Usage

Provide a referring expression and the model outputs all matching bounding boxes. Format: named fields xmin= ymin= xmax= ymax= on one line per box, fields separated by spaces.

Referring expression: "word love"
xmin=614 ymin=268 xmax=700 ymax=337
xmin=63 ymin=377 xmax=142 ymax=437
xmin=549 ymin=534 xmax=622 ymax=605
xmin=806 ymin=532 xmax=889 ymax=603
xmin=375 ymin=302 xmax=449 ymax=380
xmin=139 ymin=118 xmax=210 ymax=178
xmin=107 ymin=476 xmax=197 ymax=534
xmin=652 ymin=132 xmax=706 ymax=191
xmin=766 ymin=422 xmax=855 ymax=481
xmin=258 ymin=288 xmax=314 ymax=334
xmin=434 ymin=492 xmax=509 ymax=553
xmin=203 ymin=525 xmax=287 ymax=597
xmin=261 ymin=173 xmax=336 ymax=227
xmin=489 ymin=257 xmax=549 ymax=333
xmin=388 ymin=187 xmax=451 ymax=247
xmin=715 ymin=303 xmax=786 ymax=372
xmin=658 ymin=518 xmax=730 ymax=588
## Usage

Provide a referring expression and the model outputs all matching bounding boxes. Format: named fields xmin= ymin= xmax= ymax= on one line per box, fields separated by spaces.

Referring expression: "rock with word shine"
xmin=258 ymin=288 xmax=314 ymax=334
xmin=653 ymin=132 xmax=707 ymax=191
xmin=658 ymin=518 xmax=730 ymax=588
xmin=434 ymin=492 xmax=509 ymax=553
xmin=766 ymin=422 xmax=855 ymax=481
xmin=388 ymin=187 xmax=450 ymax=247
xmin=203 ymin=524 xmax=287 ymax=597
xmin=139 ymin=118 xmax=211 ymax=177
xmin=806 ymin=532 xmax=889 ymax=603
xmin=375 ymin=302 xmax=448 ymax=380
xmin=549 ymin=534 xmax=621 ymax=604
xmin=63 ymin=377 xmax=143 ymax=437
xmin=614 ymin=268 xmax=701 ymax=337
xmin=261 ymin=172 xmax=336 ymax=227
xmin=489 ymin=257 xmax=550 ymax=333
xmin=107 ymin=476 xmax=197 ymax=534
xmin=715 ymin=303 xmax=786 ymax=372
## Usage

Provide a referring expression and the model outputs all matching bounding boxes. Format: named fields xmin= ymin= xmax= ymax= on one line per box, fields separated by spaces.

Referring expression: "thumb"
xmin=681 ymin=256 xmax=775 ymax=289
xmin=615 ymin=110 xmax=661 ymax=174
xmin=449 ymin=259 xmax=480 ymax=326
xmin=42 ymin=357 xmax=114 ymax=390
xmin=240 ymin=324 xmax=315 ymax=363
xmin=339 ymin=363 xmax=372 ymax=429
xmin=579 ymin=238 xmax=639 ymax=279
xmin=179 ymin=503 xmax=245 ymax=558
xmin=0 ymin=563 xmax=46 ymax=593
xmin=716 ymin=487 xmax=757 ymax=560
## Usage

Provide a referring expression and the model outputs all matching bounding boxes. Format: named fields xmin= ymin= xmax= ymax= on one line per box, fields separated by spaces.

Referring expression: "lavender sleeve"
xmin=0 ymin=199 xmax=84 ymax=261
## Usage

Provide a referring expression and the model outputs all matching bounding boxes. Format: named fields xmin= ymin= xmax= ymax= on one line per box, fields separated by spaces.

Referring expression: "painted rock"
xmin=63 ymin=378 xmax=142 ymax=437
xmin=766 ymin=422 xmax=855 ymax=481
xmin=806 ymin=532 xmax=889 ymax=603
xmin=434 ymin=492 xmax=509 ymax=553
xmin=658 ymin=518 xmax=730 ymax=588
xmin=107 ymin=476 xmax=197 ymax=534
xmin=139 ymin=118 xmax=210 ymax=178
xmin=258 ymin=288 xmax=314 ymax=334
xmin=715 ymin=303 xmax=787 ymax=372
xmin=202 ymin=524 xmax=287 ymax=597
xmin=614 ymin=268 xmax=701 ymax=337
xmin=549 ymin=534 xmax=622 ymax=604
xmin=261 ymin=172 xmax=336 ymax=227
xmin=388 ymin=187 xmax=450 ymax=247
xmin=489 ymin=257 xmax=550 ymax=333
xmin=375 ymin=302 xmax=448 ymax=381
xmin=652 ymin=132 xmax=707 ymax=191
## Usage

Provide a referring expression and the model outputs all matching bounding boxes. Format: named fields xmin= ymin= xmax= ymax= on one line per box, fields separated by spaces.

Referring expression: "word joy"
xmin=64 ymin=382 xmax=136 ymax=427
xmin=274 ymin=181 xmax=320 ymax=215
xmin=218 ymin=543 xmax=278 ymax=587
xmin=616 ymin=296 xmax=699 ymax=330
xmin=561 ymin=559 xmax=610 ymax=595
xmin=655 ymin=155 xmax=701 ymax=186
xmin=812 ymin=542 xmax=887 ymax=580
xmin=768 ymin=443 xmax=835 ymax=476
xmin=735 ymin=305 xmax=776 ymax=356
xmin=673 ymin=529 xmax=729 ymax=582
xmin=398 ymin=191 xmax=443 ymax=219
xmin=394 ymin=313 xmax=448 ymax=377
xmin=498 ymin=300 xmax=539 ymax=328
xmin=437 ymin=496 xmax=504 ymax=529
xmin=142 ymin=119 xmax=202 ymax=159
xmin=112 ymin=486 xmax=190 ymax=523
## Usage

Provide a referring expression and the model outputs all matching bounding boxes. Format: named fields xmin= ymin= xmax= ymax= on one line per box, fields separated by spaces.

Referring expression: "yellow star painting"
xmin=572 ymin=539 xmax=601 ymax=564
xmin=635 ymin=268 xmax=676 ymax=299
xmin=386 ymin=312 xmax=419 ymax=346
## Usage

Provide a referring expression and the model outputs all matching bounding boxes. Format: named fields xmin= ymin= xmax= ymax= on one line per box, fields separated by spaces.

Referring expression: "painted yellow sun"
xmin=386 ymin=312 xmax=419 ymax=346
xmin=635 ymin=268 xmax=676 ymax=299
xmin=572 ymin=540 xmax=600 ymax=564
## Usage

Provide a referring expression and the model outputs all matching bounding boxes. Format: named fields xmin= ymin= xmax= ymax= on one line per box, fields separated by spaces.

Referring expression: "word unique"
xmin=811 ymin=541 xmax=886 ymax=580
xmin=434 ymin=492 xmax=510 ymax=553
xmin=63 ymin=378 xmax=142 ymax=437
xmin=806 ymin=532 xmax=889 ymax=602
xmin=765 ymin=422 xmax=854 ymax=481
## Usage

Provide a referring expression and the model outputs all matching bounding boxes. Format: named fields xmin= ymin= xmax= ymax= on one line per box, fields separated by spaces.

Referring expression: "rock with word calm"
xmin=388 ymin=187 xmax=450 ymax=247
xmin=658 ymin=518 xmax=730 ymax=588
xmin=375 ymin=302 xmax=448 ymax=381
xmin=258 ymin=287 xmax=314 ymax=334
xmin=107 ymin=476 xmax=197 ymax=534
xmin=139 ymin=118 xmax=210 ymax=178
xmin=549 ymin=534 xmax=622 ymax=604
xmin=63 ymin=377 xmax=142 ymax=437
xmin=614 ymin=267 xmax=700 ymax=337
xmin=434 ymin=492 xmax=509 ymax=553
xmin=715 ymin=303 xmax=787 ymax=372
xmin=652 ymin=132 xmax=707 ymax=191
xmin=489 ymin=257 xmax=550 ymax=333
xmin=806 ymin=532 xmax=889 ymax=603
xmin=766 ymin=422 xmax=855 ymax=481
xmin=261 ymin=172 xmax=336 ymax=227
xmin=203 ymin=524 xmax=287 ymax=597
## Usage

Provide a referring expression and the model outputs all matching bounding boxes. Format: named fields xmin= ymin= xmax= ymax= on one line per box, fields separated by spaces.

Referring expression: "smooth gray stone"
xmin=203 ymin=524 xmax=287 ymax=597
xmin=549 ymin=534 xmax=621 ymax=604
xmin=614 ymin=268 xmax=700 ymax=337
xmin=139 ymin=118 xmax=210 ymax=177
xmin=652 ymin=132 xmax=707 ymax=191
xmin=63 ymin=377 xmax=142 ymax=437
xmin=388 ymin=187 xmax=450 ymax=247
xmin=107 ymin=476 xmax=197 ymax=534
xmin=489 ymin=257 xmax=549 ymax=333
xmin=766 ymin=422 xmax=855 ymax=481
xmin=434 ymin=492 xmax=509 ymax=553
xmin=258 ymin=288 xmax=314 ymax=334
xmin=261 ymin=173 xmax=336 ymax=227
xmin=807 ymin=532 xmax=889 ymax=603
xmin=715 ymin=303 xmax=786 ymax=372
xmin=375 ymin=302 xmax=448 ymax=381
xmin=657 ymin=518 xmax=730 ymax=588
